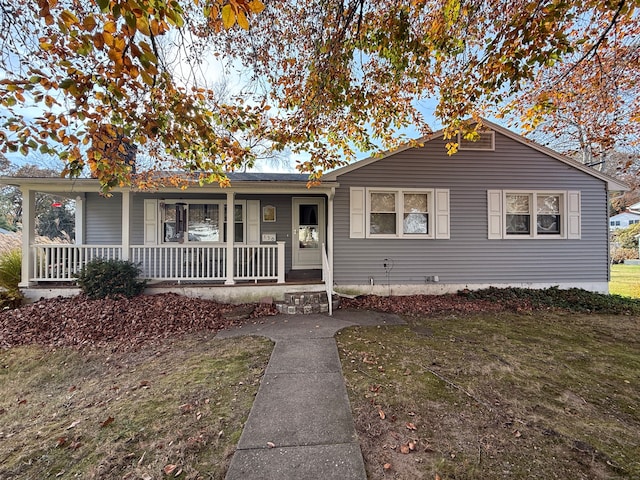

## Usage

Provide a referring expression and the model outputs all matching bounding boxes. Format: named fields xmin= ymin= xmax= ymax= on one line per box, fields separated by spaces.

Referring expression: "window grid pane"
xmin=188 ymin=204 xmax=219 ymax=242
xmin=403 ymin=193 xmax=429 ymax=234
xmin=506 ymin=194 xmax=530 ymax=214
xmin=370 ymin=213 xmax=397 ymax=234
xmin=371 ymin=192 xmax=396 ymax=212
xmin=506 ymin=194 xmax=531 ymax=235
xmin=537 ymin=194 xmax=561 ymax=235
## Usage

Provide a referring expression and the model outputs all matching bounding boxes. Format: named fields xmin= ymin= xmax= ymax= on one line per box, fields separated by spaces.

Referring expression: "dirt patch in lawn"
xmin=337 ymin=309 xmax=640 ymax=480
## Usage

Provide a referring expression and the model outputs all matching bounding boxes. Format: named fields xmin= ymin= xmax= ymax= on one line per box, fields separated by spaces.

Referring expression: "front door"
xmin=292 ymin=197 xmax=325 ymax=269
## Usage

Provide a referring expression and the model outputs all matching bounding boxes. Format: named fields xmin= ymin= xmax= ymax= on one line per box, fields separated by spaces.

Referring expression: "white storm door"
xmin=292 ymin=197 xmax=325 ymax=269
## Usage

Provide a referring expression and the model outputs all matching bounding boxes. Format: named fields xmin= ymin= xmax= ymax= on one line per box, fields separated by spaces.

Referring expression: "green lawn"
xmin=610 ymin=264 xmax=640 ymax=298
xmin=338 ymin=311 xmax=640 ymax=480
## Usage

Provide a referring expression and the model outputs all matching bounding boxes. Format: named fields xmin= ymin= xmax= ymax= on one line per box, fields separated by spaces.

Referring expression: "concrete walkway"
xmin=216 ymin=310 xmax=405 ymax=480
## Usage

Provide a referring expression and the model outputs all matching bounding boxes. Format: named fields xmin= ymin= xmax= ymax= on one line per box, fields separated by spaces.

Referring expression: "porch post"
xmin=74 ymin=195 xmax=84 ymax=245
xmin=327 ymin=188 xmax=335 ymax=276
xmin=224 ymin=191 xmax=235 ymax=285
xmin=19 ymin=188 xmax=35 ymax=287
xmin=121 ymin=190 xmax=130 ymax=260
xmin=277 ymin=241 xmax=285 ymax=283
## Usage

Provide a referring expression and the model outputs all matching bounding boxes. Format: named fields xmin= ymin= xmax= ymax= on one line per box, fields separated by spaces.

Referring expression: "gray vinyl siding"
xmin=333 ymin=132 xmax=609 ymax=286
xmin=85 ymin=193 xmax=122 ymax=244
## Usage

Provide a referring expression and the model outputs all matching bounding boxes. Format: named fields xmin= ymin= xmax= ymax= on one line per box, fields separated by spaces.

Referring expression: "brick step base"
xmin=275 ymin=291 xmax=340 ymax=315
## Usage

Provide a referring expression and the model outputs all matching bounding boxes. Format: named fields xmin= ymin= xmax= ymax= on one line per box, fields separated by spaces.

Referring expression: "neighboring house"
xmin=1 ymin=120 xmax=627 ymax=302
xmin=628 ymin=201 xmax=640 ymax=213
xmin=609 ymin=211 xmax=640 ymax=231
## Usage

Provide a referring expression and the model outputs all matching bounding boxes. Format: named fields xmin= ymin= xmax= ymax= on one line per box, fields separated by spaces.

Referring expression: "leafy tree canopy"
xmin=0 ymin=0 xmax=638 ymax=192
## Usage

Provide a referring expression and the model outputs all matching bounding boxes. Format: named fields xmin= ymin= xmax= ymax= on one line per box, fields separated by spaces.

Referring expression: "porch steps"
xmin=275 ymin=291 xmax=340 ymax=315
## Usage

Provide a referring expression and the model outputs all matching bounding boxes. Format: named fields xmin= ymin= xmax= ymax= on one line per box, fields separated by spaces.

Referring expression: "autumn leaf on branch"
xmin=1 ymin=0 xmax=638 ymax=191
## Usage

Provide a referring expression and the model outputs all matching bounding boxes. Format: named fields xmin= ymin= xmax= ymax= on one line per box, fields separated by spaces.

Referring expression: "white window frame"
xmin=365 ymin=188 xmax=435 ymax=239
xmin=457 ymin=130 xmax=495 ymax=151
xmin=503 ymin=191 xmax=566 ymax=239
xmin=488 ymin=190 xmax=580 ymax=240
xmin=159 ymin=199 xmax=247 ymax=244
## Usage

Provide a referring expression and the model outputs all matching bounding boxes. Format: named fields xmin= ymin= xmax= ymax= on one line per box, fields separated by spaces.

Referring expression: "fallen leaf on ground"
xmin=383 ymin=463 xmax=392 ymax=470
xmin=406 ymin=422 xmax=417 ymax=430
xmin=267 ymin=441 xmax=276 ymax=448
xmin=100 ymin=416 xmax=114 ymax=428
xmin=163 ymin=464 xmax=177 ymax=475
xmin=400 ymin=444 xmax=410 ymax=454
xmin=378 ymin=409 xmax=386 ymax=420
xmin=66 ymin=420 xmax=80 ymax=430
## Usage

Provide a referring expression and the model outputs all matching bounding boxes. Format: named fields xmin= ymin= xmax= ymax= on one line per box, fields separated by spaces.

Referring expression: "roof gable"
xmin=324 ymin=119 xmax=628 ymax=191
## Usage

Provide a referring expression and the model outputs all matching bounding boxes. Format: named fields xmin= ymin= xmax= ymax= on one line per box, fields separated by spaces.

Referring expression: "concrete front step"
xmin=275 ymin=291 xmax=340 ymax=315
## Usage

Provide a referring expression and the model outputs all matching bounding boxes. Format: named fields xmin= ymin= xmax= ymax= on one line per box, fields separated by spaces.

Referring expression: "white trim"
xmin=74 ymin=195 xmax=85 ymax=245
xmin=335 ymin=282 xmax=609 ymax=296
xmin=292 ymin=197 xmax=325 ymax=269
xmin=225 ymin=192 xmax=235 ymax=285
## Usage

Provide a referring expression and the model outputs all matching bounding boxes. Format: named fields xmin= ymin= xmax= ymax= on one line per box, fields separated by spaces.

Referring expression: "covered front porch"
xmin=29 ymin=242 xmax=287 ymax=283
xmin=13 ymin=175 xmax=336 ymax=297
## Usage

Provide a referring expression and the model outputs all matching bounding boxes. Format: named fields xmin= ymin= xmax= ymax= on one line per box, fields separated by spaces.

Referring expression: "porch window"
xmin=161 ymin=201 xmax=245 ymax=243
xmin=223 ymin=204 xmax=245 ymax=243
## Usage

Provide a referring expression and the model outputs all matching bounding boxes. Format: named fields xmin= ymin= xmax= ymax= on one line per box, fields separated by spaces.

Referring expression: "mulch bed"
xmin=0 ymin=293 xmax=277 ymax=351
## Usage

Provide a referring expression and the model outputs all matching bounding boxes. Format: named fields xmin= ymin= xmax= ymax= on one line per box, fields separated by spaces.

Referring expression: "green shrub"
xmin=0 ymin=248 xmax=22 ymax=292
xmin=459 ymin=286 xmax=640 ymax=315
xmin=611 ymin=247 xmax=638 ymax=264
xmin=76 ymin=258 xmax=147 ymax=299
xmin=613 ymin=223 xmax=640 ymax=249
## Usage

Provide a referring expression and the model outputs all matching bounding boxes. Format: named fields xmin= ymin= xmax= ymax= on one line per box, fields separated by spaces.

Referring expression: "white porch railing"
xmin=234 ymin=244 xmax=283 ymax=282
xmin=130 ymin=245 xmax=227 ymax=281
xmin=31 ymin=243 xmax=286 ymax=283
xmin=32 ymin=245 xmax=122 ymax=281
